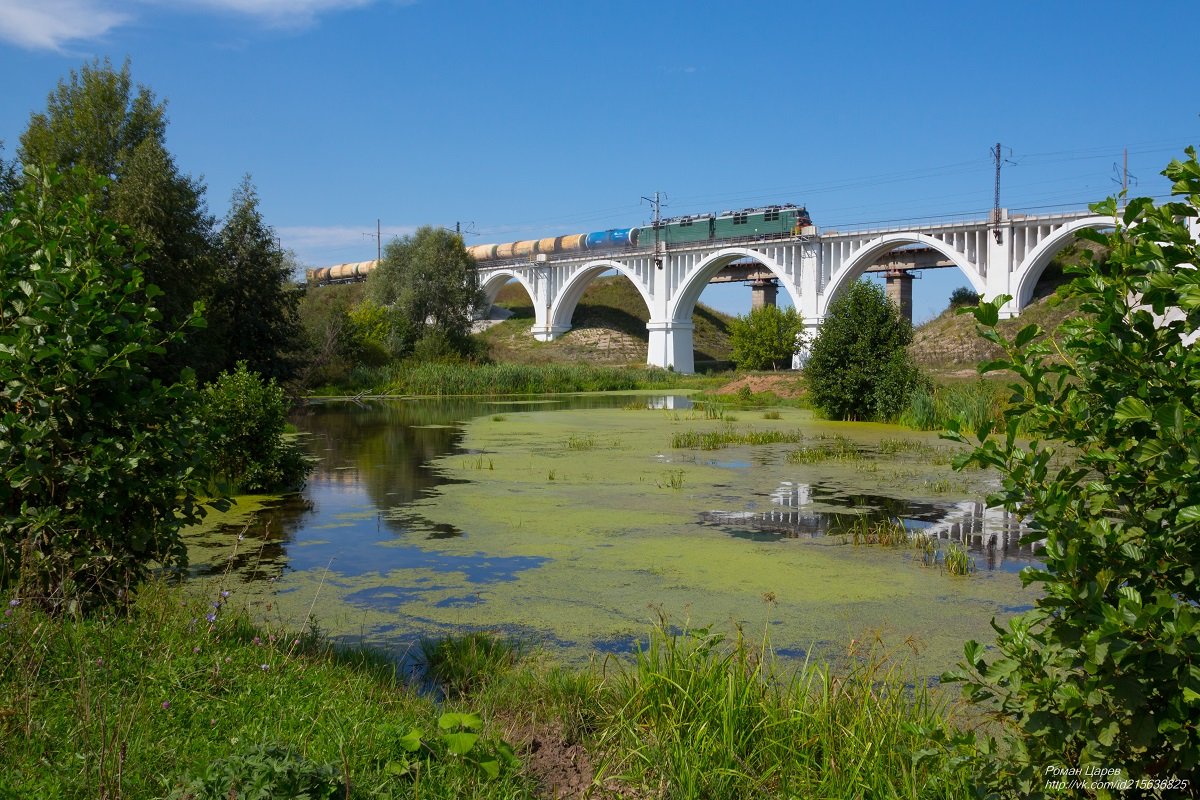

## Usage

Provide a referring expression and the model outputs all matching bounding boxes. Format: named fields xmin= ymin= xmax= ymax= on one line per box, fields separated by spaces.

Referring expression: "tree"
xmin=729 ymin=305 xmax=804 ymax=370
xmin=941 ymin=150 xmax=1200 ymax=793
xmin=805 ymin=280 xmax=925 ymax=421
xmin=208 ymin=176 xmax=302 ymax=383
xmin=366 ymin=226 xmax=484 ymax=359
xmin=199 ymin=363 xmax=310 ymax=493
xmin=18 ymin=58 xmax=217 ymax=379
xmin=0 ymin=141 xmax=17 ymax=215
xmin=0 ymin=169 xmax=206 ymax=611
xmin=947 ymin=286 xmax=980 ymax=309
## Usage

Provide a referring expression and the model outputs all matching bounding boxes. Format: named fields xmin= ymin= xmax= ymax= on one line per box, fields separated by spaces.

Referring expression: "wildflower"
xmin=260 ymin=663 xmax=270 ymax=672
xmin=162 ymin=701 xmax=170 ymax=710
xmin=193 ymin=646 xmax=201 ymax=654
xmin=206 ymin=613 xmax=216 ymax=623
xmin=7 ymin=599 xmax=18 ymax=607
xmin=220 ymin=590 xmax=230 ymax=599
xmin=96 ymin=658 xmax=104 ymax=667
xmin=253 ymin=636 xmax=262 ymax=646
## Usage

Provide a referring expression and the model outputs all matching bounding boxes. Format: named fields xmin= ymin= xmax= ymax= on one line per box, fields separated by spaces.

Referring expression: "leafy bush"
xmin=417 ymin=631 xmax=521 ymax=698
xmin=947 ymin=286 xmax=980 ymax=309
xmin=729 ymin=305 xmax=804 ymax=370
xmin=199 ymin=362 xmax=310 ymax=493
xmin=0 ymin=169 xmax=205 ymax=611
xmin=941 ymin=150 xmax=1200 ymax=792
xmin=171 ymin=744 xmax=342 ymax=800
xmin=805 ymin=280 xmax=927 ymax=421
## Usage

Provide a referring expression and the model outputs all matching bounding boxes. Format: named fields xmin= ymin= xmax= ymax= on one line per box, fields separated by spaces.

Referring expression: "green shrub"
xmin=729 ymin=305 xmax=804 ymax=370
xmin=199 ymin=362 xmax=310 ymax=493
xmin=805 ymin=280 xmax=927 ymax=421
xmin=939 ymin=150 xmax=1200 ymax=792
xmin=947 ymin=286 xmax=980 ymax=309
xmin=171 ymin=744 xmax=342 ymax=800
xmin=0 ymin=169 xmax=205 ymax=611
xmin=417 ymin=631 xmax=521 ymax=698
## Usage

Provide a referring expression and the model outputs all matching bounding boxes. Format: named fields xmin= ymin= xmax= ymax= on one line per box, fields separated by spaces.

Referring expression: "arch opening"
xmin=550 ymin=260 xmax=652 ymax=332
xmin=821 ymin=234 xmax=987 ymax=325
xmin=1011 ymin=217 xmax=1113 ymax=312
xmin=670 ymin=248 xmax=801 ymax=324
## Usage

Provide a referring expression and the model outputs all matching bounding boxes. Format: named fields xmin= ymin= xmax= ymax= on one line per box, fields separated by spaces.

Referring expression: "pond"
xmin=185 ymin=394 xmax=1038 ymax=676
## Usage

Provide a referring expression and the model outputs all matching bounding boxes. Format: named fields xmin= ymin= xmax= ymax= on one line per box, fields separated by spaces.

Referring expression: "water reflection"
xmin=190 ymin=394 xmax=688 ymax=587
xmin=702 ymin=480 xmax=1040 ymax=572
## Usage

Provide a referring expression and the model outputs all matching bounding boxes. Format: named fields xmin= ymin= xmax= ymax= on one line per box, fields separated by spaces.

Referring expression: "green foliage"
xmin=345 ymin=298 xmax=404 ymax=366
xmin=295 ymin=282 xmax=365 ymax=387
xmin=941 ymin=149 xmax=1200 ymax=793
xmin=208 ymin=176 xmax=301 ymax=383
xmin=417 ymin=631 xmax=521 ymax=698
xmin=600 ymin=617 xmax=971 ymax=798
xmin=947 ymin=286 xmax=981 ymax=309
xmin=344 ymin=361 xmax=689 ymax=396
xmin=0 ymin=140 xmax=17 ymax=215
xmin=382 ymin=712 xmax=521 ymax=784
xmin=729 ymin=305 xmax=804 ymax=370
xmin=171 ymin=744 xmax=342 ymax=800
xmin=900 ymin=379 xmax=1005 ymax=432
xmin=0 ymin=579 xmax=535 ymax=798
xmin=199 ymin=362 xmax=310 ymax=493
xmin=0 ymin=169 xmax=204 ymax=611
xmin=19 ymin=58 xmax=218 ymax=380
xmin=806 ymin=280 xmax=927 ymax=421
xmin=367 ymin=226 xmax=485 ymax=360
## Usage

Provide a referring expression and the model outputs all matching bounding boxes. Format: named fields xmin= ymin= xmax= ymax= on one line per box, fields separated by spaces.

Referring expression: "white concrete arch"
xmin=550 ymin=259 xmax=653 ymax=331
xmin=480 ymin=270 xmax=546 ymax=330
xmin=1010 ymin=216 xmax=1113 ymax=310
xmin=481 ymin=270 xmax=537 ymax=306
xmin=821 ymin=233 xmax=986 ymax=316
xmin=669 ymin=247 xmax=798 ymax=322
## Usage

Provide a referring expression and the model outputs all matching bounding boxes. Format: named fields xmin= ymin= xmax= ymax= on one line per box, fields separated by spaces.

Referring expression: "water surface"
xmin=186 ymin=395 xmax=1037 ymax=675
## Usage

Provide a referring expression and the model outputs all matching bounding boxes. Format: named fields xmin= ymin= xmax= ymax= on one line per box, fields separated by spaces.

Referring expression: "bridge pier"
xmin=884 ymin=269 xmax=913 ymax=323
xmin=647 ymin=320 xmax=694 ymax=373
xmin=750 ymin=278 xmax=778 ymax=310
xmin=530 ymin=323 xmax=571 ymax=342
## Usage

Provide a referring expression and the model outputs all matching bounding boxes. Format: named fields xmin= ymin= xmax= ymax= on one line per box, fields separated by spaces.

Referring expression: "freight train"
xmin=305 ymin=204 xmax=812 ymax=285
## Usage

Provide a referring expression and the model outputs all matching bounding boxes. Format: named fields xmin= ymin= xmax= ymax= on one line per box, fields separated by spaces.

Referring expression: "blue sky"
xmin=2 ymin=0 xmax=1196 ymax=322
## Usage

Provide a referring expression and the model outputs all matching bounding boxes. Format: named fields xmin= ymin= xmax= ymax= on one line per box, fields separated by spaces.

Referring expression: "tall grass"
xmin=0 ymin=581 xmax=533 ymax=798
xmin=901 ymin=379 xmax=1005 ymax=433
xmin=331 ymin=362 xmax=697 ymax=396
xmin=671 ymin=427 xmax=807 ymax=451
xmin=598 ymin=618 xmax=972 ymax=798
xmin=417 ymin=631 xmax=523 ymax=698
xmin=785 ymin=434 xmax=862 ymax=463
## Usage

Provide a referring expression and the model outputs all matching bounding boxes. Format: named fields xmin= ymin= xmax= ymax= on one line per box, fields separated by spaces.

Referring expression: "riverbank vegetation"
xmin=0 ymin=579 xmax=974 ymax=798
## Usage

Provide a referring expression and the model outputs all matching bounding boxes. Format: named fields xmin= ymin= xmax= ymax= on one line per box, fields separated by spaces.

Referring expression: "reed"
xmin=597 ymin=617 xmax=971 ymax=798
xmin=942 ymin=542 xmax=977 ymax=576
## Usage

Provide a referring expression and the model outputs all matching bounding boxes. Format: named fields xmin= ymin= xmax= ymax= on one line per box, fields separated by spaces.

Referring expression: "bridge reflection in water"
xmin=701 ymin=481 xmax=1041 ymax=572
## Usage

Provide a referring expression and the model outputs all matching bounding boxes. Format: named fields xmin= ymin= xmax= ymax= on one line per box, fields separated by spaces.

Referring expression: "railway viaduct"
xmin=474 ymin=209 xmax=1115 ymax=373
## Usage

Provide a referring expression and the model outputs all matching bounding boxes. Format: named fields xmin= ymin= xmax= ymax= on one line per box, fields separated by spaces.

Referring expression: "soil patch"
xmin=713 ymin=373 xmax=806 ymax=398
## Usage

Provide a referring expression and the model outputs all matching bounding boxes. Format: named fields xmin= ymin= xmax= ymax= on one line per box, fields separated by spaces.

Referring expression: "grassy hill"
xmin=910 ymin=280 xmax=1080 ymax=375
xmin=480 ymin=276 xmax=735 ymax=369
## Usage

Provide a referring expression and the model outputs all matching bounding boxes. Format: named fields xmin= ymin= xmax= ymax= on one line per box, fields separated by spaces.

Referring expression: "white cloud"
xmin=0 ymin=0 xmax=128 ymax=52
xmin=0 ymin=0 xmax=402 ymax=51
xmin=165 ymin=0 xmax=377 ymax=29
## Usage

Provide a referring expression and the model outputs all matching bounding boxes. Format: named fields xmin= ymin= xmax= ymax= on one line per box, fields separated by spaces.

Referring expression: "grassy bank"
xmin=312 ymin=361 xmax=720 ymax=397
xmin=1 ymin=580 xmax=974 ymax=798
